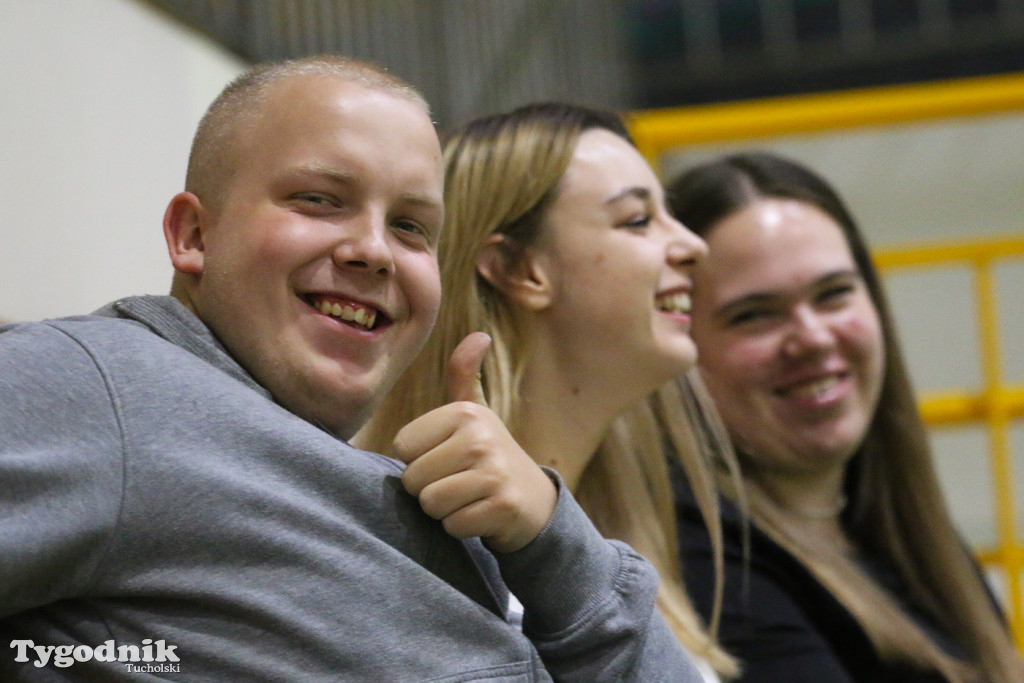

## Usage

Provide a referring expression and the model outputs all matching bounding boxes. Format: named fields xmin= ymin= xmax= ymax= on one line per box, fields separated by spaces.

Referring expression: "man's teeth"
xmin=314 ymin=300 xmax=377 ymax=329
xmin=789 ymin=376 xmax=839 ymax=398
xmin=656 ymin=292 xmax=691 ymax=314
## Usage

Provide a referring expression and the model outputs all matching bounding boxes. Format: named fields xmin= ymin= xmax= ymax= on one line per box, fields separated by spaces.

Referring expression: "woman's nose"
xmin=782 ymin=306 xmax=836 ymax=357
xmin=665 ymin=216 xmax=708 ymax=266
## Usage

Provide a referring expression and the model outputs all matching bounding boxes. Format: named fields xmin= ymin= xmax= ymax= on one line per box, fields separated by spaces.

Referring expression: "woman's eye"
xmin=818 ymin=284 xmax=855 ymax=306
xmin=619 ymin=214 xmax=652 ymax=230
xmin=729 ymin=309 xmax=770 ymax=326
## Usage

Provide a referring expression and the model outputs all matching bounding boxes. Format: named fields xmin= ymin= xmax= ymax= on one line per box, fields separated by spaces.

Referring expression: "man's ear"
xmin=163 ymin=191 xmax=208 ymax=276
xmin=476 ymin=234 xmax=554 ymax=312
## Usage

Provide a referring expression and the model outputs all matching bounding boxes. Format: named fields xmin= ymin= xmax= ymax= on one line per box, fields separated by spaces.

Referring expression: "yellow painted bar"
xmin=873 ymin=235 xmax=1024 ymax=270
xmin=979 ymin=544 xmax=1024 ymax=568
xmin=877 ymin=236 xmax=1024 ymax=648
xmin=976 ymin=260 xmax=1024 ymax=644
xmin=920 ymin=389 xmax=1024 ymax=425
xmin=627 ymin=71 xmax=1024 ymax=165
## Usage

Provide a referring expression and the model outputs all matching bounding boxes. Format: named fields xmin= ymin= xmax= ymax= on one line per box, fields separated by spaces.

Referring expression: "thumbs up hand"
xmin=393 ymin=332 xmax=558 ymax=553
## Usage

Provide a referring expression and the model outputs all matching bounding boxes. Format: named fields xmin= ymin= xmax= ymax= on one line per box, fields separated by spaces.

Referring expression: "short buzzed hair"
xmin=185 ymin=55 xmax=430 ymax=211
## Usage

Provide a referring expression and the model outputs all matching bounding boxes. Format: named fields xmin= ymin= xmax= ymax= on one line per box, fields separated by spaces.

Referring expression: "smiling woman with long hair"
xmin=359 ymin=102 xmax=739 ymax=681
xmin=668 ymin=150 xmax=1022 ymax=683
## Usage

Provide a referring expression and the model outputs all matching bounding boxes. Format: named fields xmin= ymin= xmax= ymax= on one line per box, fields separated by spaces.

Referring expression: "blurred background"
xmin=2 ymin=0 xmax=1023 ymax=642
xmin=3 ymin=0 xmax=1021 ymax=318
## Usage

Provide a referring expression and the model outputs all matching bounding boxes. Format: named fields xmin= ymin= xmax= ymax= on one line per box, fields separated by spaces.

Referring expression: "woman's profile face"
xmin=528 ymin=128 xmax=708 ymax=395
xmin=690 ymin=198 xmax=885 ymax=478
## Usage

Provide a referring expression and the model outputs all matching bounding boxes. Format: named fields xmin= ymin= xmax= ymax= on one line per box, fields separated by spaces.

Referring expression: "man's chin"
xmin=274 ymin=381 xmax=377 ymax=441
xmin=306 ymin=408 xmax=369 ymax=441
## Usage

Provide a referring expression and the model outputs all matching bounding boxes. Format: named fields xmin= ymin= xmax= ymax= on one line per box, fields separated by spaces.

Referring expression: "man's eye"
xmin=393 ymin=220 xmax=436 ymax=246
xmin=394 ymin=220 xmax=425 ymax=235
xmin=303 ymin=195 xmax=333 ymax=205
xmin=293 ymin=193 xmax=338 ymax=208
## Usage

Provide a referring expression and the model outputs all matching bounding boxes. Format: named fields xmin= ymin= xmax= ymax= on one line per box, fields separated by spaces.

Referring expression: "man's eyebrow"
xmin=399 ymin=192 xmax=444 ymax=213
xmin=605 ymin=186 xmax=651 ymax=205
xmin=281 ymin=165 xmax=357 ymax=185
xmin=284 ymin=166 xmax=442 ymax=211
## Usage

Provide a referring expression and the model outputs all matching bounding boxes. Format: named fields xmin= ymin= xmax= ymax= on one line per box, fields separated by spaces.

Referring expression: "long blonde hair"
xmin=669 ymin=151 xmax=1023 ymax=683
xmin=358 ymin=102 xmax=738 ymax=676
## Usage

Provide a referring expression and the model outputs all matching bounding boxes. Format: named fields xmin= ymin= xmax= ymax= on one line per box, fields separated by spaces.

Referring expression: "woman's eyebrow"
xmin=605 ymin=186 xmax=651 ymax=205
xmin=714 ymin=291 xmax=778 ymax=320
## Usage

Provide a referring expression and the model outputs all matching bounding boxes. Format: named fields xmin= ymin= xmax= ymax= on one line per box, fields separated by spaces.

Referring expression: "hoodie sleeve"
xmin=495 ymin=469 xmax=704 ymax=682
xmin=0 ymin=323 xmax=124 ymax=617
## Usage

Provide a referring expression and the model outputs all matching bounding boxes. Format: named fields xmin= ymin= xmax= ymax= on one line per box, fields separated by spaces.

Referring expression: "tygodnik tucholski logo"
xmin=10 ymin=639 xmax=181 ymax=673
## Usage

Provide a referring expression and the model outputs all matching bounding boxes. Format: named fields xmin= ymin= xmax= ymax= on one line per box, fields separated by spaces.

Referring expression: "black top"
xmin=672 ymin=463 xmax=977 ymax=682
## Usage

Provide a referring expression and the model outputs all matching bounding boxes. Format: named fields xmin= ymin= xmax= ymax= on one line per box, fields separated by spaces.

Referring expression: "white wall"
xmin=0 ymin=0 xmax=246 ymax=323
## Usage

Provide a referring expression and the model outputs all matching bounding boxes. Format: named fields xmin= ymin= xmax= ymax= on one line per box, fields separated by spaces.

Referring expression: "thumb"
xmin=446 ymin=331 xmax=491 ymax=405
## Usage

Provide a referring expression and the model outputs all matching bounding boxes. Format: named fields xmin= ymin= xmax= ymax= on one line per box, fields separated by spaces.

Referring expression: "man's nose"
xmin=332 ymin=213 xmax=395 ymax=277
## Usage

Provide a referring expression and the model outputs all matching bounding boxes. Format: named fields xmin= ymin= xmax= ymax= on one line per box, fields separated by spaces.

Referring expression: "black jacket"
xmin=672 ymin=464 xmax=974 ymax=682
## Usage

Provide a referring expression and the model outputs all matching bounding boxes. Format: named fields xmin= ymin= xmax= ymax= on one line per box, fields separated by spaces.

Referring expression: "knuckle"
xmin=477 ymin=468 xmax=504 ymax=494
xmin=442 ymin=513 xmax=472 ymax=539
xmin=400 ymin=469 xmax=423 ymax=496
xmin=450 ymin=401 xmax=482 ymax=421
xmin=392 ymin=434 xmax=411 ymax=459
xmin=463 ymin=439 xmax=493 ymax=463
xmin=418 ymin=488 xmax=444 ymax=519
xmin=489 ymin=489 xmax=518 ymax=518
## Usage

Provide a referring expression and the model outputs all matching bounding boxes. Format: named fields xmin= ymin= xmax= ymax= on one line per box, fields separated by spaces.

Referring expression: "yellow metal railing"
xmin=627 ymin=71 xmax=1024 ymax=176
xmin=875 ymin=236 xmax=1024 ymax=648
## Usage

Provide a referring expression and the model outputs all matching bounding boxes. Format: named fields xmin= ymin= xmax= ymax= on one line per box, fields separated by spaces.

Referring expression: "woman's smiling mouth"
xmin=655 ymin=291 xmax=691 ymax=314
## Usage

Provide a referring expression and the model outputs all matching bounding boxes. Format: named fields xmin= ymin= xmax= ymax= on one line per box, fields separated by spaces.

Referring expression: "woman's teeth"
xmin=788 ymin=376 xmax=840 ymax=398
xmin=656 ymin=292 xmax=691 ymax=314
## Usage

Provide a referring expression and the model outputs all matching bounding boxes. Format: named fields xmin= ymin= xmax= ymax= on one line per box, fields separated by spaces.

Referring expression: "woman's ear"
xmin=163 ymin=191 xmax=208 ymax=276
xmin=476 ymin=234 xmax=554 ymax=312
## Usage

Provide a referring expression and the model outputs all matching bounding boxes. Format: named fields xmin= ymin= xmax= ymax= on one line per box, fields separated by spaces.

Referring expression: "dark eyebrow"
xmin=713 ymin=292 xmax=778 ymax=322
xmin=605 ymin=187 xmax=651 ymax=205
xmin=713 ymin=268 xmax=861 ymax=320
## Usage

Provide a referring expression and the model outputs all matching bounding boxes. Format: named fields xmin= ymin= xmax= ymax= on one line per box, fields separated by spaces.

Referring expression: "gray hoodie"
xmin=0 ymin=296 xmax=702 ymax=682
